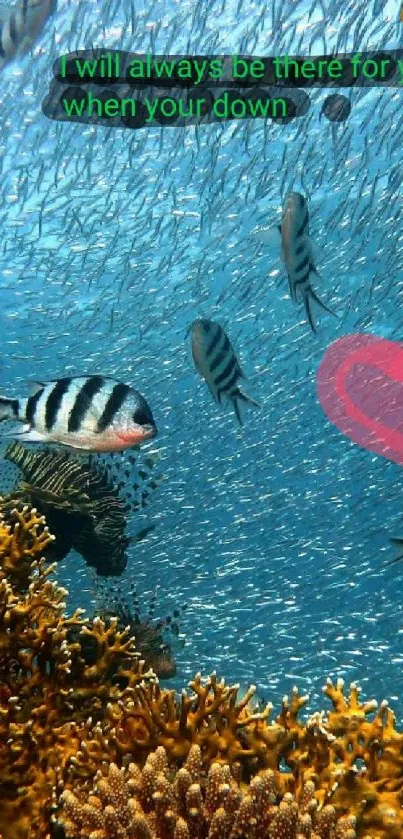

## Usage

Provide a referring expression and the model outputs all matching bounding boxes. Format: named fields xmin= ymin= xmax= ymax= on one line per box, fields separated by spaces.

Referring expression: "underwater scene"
xmin=1 ymin=0 xmax=403 ymax=837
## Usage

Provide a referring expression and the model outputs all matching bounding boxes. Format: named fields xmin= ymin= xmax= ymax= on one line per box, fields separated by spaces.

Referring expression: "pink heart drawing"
xmin=317 ymin=334 xmax=403 ymax=466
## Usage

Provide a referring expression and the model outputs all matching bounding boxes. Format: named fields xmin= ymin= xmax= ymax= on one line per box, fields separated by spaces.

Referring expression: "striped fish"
xmin=5 ymin=440 xmax=160 ymax=575
xmin=280 ymin=192 xmax=335 ymax=333
xmin=0 ymin=375 xmax=157 ymax=452
xmin=0 ymin=0 xmax=56 ymax=70
xmin=190 ymin=318 xmax=259 ymax=425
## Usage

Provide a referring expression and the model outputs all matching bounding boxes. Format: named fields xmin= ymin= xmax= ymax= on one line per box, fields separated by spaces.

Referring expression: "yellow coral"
xmin=1 ymin=498 xmax=403 ymax=839
xmin=0 ymin=499 xmax=55 ymax=589
xmin=0 ymin=501 xmax=156 ymax=839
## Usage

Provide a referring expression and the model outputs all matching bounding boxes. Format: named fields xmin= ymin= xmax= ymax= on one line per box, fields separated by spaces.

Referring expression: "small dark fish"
xmin=387 ymin=538 xmax=403 ymax=566
xmin=190 ymin=318 xmax=259 ymax=425
xmin=131 ymin=524 xmax=156 ymax=543
xmin=0 ymin=0 xmax=57 ymax=71
xmin=0 ymin=375 xmax=157 ymax=452
xmin=280 ymin=192 xmax=336 ymax=333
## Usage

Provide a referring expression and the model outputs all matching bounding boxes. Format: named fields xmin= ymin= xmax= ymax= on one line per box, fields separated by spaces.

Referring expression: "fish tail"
xmin=303 ymin=293 xmax=317 ymax=333
xmin=0 ymin=396 xmax=19 ymax=423
xmin=309 ymin=288 xmax=337 ymax=318
xmin=303 ymin=288 xmax=336 ymax=333
xmin=232 ymin=388 xmax=260 ymax=424
xmin=232 ymin=398 xmax=244 ymax=426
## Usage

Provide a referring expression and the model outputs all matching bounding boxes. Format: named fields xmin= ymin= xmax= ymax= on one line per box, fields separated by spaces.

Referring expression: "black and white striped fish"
xmin=190 ymin=318 xmax=259 ymax=425
xmin=0 ymin=375 xmax=157 ymax=452
xmin=0 ymin=0 xmax=56 ymax=70
xmin=280 ymin=192 xmax=335 ymax=333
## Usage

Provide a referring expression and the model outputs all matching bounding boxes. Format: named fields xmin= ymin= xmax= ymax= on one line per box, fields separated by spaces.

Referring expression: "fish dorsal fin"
xmin=306 ymin=236 xmax=324 ymax=269
xmin=18 ymin=481 xmax=93 ymax=513
xmin=253 ymin=226 xmax=282 ymax=249
xmin=309 ymin=261 xmax=320 ymax=278
xmin=28 ymin=381 xmax=45 ymax=397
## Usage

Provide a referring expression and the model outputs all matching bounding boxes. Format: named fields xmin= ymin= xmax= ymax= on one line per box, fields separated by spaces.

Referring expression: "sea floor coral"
xmin=58 ymin=746 xmax=358 ymax=839
xmin=1 ymin=498 xmax=403 ymax=839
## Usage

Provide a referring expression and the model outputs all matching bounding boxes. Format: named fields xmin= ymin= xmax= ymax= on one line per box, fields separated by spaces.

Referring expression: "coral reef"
xmin=1 ymin=496 xmax=403 ymax=839
xmin=0 ymin=500 xmax=156 ymax=839
xmin=58 ymin=746 xmax=357 ymax=839
xmin=0 ymin=497 xmax=55 ymax=590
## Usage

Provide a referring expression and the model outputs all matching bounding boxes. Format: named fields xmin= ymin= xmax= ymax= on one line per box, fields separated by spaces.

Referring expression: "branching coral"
xmin=2 ymin=498 xmax=403 ymax=839
xmin=0 ymin=501 xmax=156 ymax=839
xmin=59 ymin=674 xmax=403 ymax=839
xmin=99 ymin=672 xmax=272 ymax=766
xmin=58 ymin=746 xmax=358 ymax=839
xmin=0 ymin=498 xmax=55 ymax=590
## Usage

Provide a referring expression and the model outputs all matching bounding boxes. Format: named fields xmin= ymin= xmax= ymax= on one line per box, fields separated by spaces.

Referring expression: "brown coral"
xmin=0 ymin=498 xmax=55 ymax=589
xmin=58 ymin=675 xmax=403 ymax=839
xmin=58 ymin=746 xmax=357 ymax=839
xmin=0 ymin=501 xmax=156 ymax=839
xmin=2 ymin=498 xmax=403 ymax=839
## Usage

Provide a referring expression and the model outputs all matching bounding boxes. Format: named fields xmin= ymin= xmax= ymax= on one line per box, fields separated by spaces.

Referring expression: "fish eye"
xmin=133 ymin=405 xmax=154 ymax=427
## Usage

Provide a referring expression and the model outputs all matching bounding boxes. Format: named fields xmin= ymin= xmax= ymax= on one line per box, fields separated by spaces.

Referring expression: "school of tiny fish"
xmin=0 ymin=0 xmax=402 ymax=712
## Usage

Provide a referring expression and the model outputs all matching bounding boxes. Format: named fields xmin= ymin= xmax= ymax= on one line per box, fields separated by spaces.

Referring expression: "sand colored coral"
xmin=58 ymin=746 xmax=357 ymax=839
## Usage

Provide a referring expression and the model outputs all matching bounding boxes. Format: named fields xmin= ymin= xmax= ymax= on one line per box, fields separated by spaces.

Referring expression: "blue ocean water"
xmin=0 ymin=0 xmax=402 ymax=721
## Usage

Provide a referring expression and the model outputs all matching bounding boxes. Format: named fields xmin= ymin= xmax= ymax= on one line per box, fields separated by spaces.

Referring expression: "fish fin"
xmin=0 ymin=4 xmax=10 ymax=21
xmin=232 ymin=388 xmax=260 ymax=423
xmin=212 ymin=386 xmax=222 ymax=405
xmin=0 ymin=396 xmax=19 ymax=422
xmin=1 ymin=428 xmax=48 ymax=443
xmin=28 ymin=381 xmax=45 ymax=397
xmin=252 ymin=226 xmax=282 ymax=249
xmin=17 ymin=482 xmax=92 ymax=513
xmin=309 ymin=260 xmax=320 ymax=278
xmin=56 ymin=439 xmax=105 ymax=450
xmin=112 ymin=449 xmax=162 ymax=513
xmin=306 ymin=237 xmax=324 ymax=267
xmin=309 ymin=289 xmax=337 ymax=318
xmin=386 ymin=554 xmax=403 ymax=566
xmin=232 ymin=398 xmax=244 ymax=426
xmin=386 ymin=539 xmax=403 ymax=566
xmin=236 ymin=388 xmax=260 ymax=409
xmin=303 ymin=293 xmax=317 ymax=333
xmin=288 ymin=272 xmax=297 ymax=302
